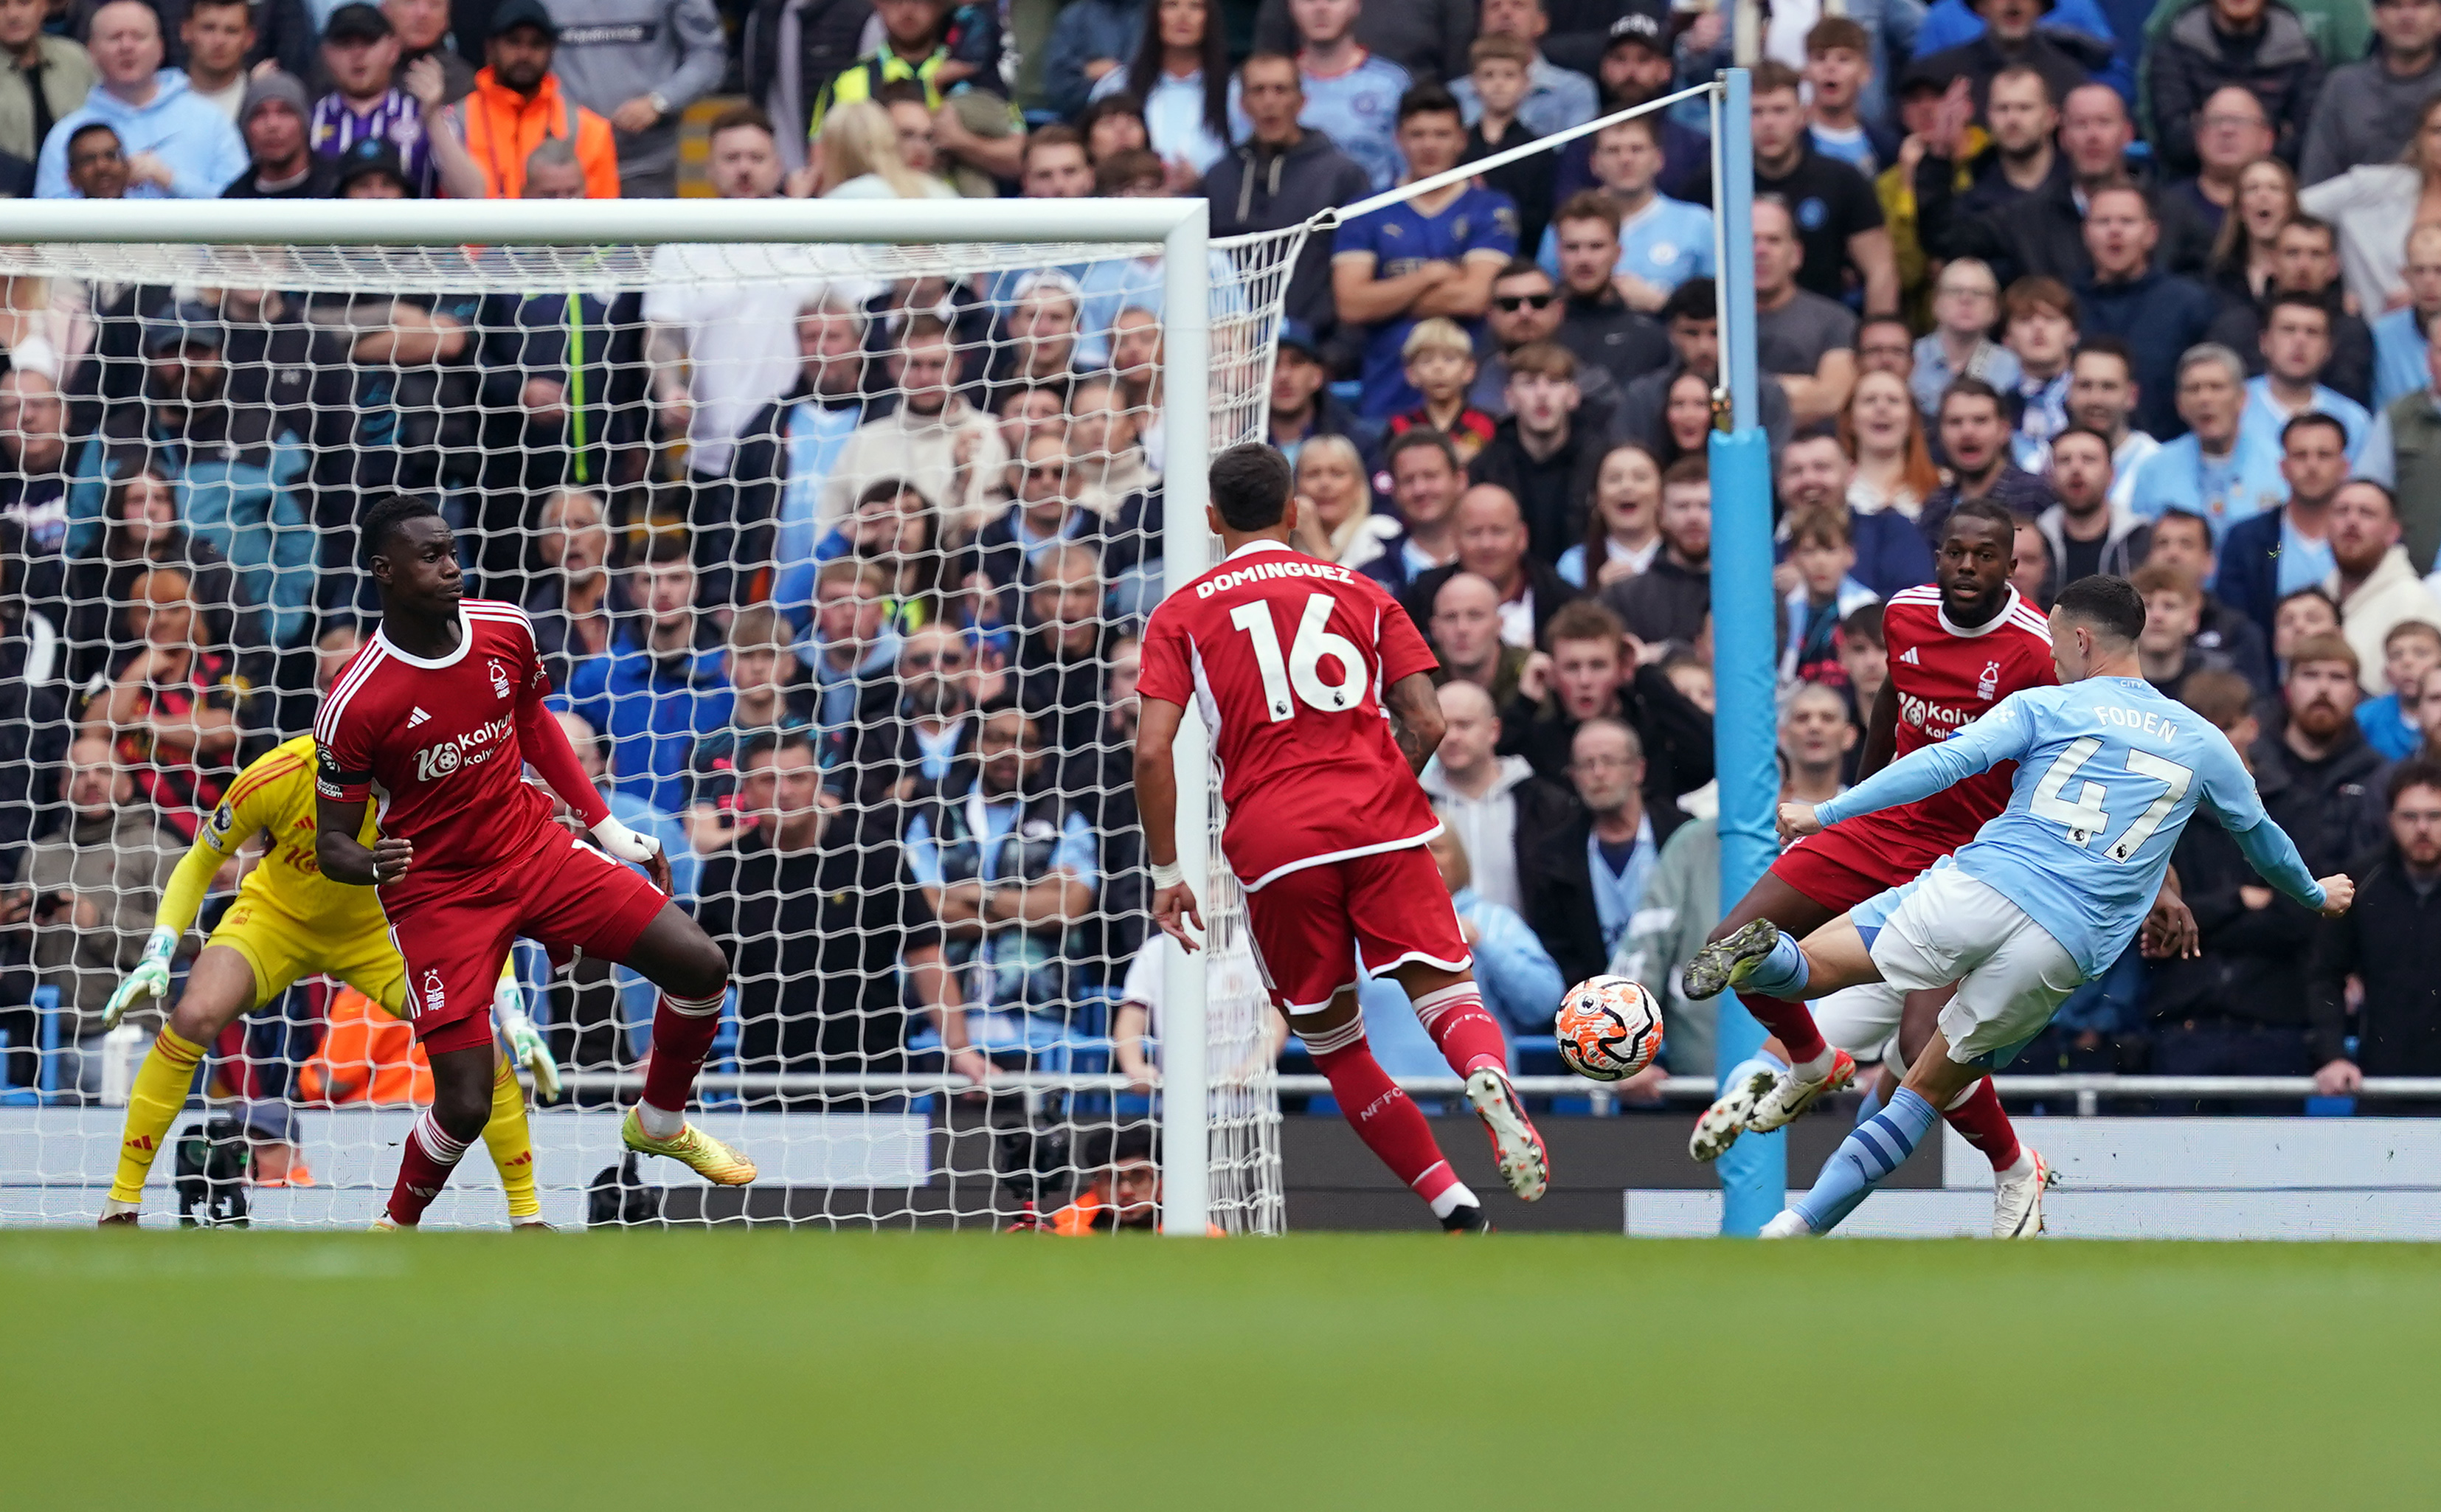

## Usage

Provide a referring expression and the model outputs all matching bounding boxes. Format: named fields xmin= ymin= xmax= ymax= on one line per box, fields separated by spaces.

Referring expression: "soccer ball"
xmin=1554 ymin=976 xmax=1665 ymax=1082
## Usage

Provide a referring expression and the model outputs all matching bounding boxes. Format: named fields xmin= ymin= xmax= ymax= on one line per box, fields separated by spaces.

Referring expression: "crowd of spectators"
xmin=5 ymin=0 xmax=2441 ymax=1109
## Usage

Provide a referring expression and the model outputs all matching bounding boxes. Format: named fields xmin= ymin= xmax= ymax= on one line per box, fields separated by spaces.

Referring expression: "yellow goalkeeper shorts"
xmin=207 ymin=898 xmax=409 ymax=1021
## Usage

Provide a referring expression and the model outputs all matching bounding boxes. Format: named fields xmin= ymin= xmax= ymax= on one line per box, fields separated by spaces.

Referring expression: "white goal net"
xmin=0 ymin=198 xmax=1291 ymax=1232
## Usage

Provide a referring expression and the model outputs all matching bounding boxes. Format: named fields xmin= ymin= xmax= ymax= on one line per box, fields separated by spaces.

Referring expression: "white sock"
xmin=637 ymin=1100 xmax=685 ymax=1140
xmin=1428 ymin=1181 xmax=1480 ymax=1219
xmin=1997 ymin=1148 xmax=2035 ymax=1182
xmin=1791 ymin=1047 xmax=1838 ymax=1083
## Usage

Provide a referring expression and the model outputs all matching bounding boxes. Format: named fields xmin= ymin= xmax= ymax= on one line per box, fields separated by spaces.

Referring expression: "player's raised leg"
xmin=100 ymin=946 xmax=260 ymax=1223
xmin=1687 ymin=909 xmax=1880 ymax=1131
xmin=1683 ymin=874 xmax=1838 ymax=1162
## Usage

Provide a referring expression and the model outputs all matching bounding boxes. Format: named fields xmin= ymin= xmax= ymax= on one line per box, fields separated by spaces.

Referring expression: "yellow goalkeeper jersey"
xmin=159 ymin=735 xmax=387 ymax=942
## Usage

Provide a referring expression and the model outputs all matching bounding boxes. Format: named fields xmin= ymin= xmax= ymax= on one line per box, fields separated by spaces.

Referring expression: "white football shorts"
xmin=1811 ymin=979 xmax=1903 ymax=1066
xmin=1851 ymin=861 xmax=2084 ymax=1067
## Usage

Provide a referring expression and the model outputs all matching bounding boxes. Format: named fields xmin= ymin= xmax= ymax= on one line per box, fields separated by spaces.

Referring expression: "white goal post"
xmin=0 ymin=196 xmax=1292 ymax=1232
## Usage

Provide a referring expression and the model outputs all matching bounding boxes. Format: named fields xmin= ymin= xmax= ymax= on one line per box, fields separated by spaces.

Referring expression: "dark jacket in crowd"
xmin=2203 ymin=284 xmax=2374 ymax=406
xmin=2151 ymin=756 xmax=2325 ymax=1029
xmin=1467 ymin=417 xmax=1604 ymax=566
xmin=741 ymin=0 xmax=876 ymax=151
xmin=1557 ymin=287 xmax=1673 ymax=396
xmin=1497 ymin=662 xmax=1715 ymax=810
xmin=1848 ymin=505 xmax=1939 ymax=598
xmin=2251 ymin=724 xmax=2392 ymax=870
xmin=2217 ymin=507 xmax=2315 ymax=648
xmin=1915 ymin=24 xmax=2116 ymax=125
xmin=1600 ymin=552 xmax=1711 ymax=647
xmin=1916 ymin=164 xmax=2216 ymax=293
xmin=2308 ymin=841 xmax=2441 ymax=1071
xmin=2073 ymin=264 xmax=2224 ymax=439
xmin=1399 ymin=555 xmax=1579 ymax=652
xmin=1520 ymin=796 xmax=1691 ymax=988
xmin=2147 ymin=0 xmax=2326 ymax=178
xmin=1208 ymin=130 xmax=1377 ymax=347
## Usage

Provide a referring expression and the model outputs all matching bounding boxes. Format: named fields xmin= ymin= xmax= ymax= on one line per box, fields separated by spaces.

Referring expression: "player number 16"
xmin=1230 ymin=593 xmax=1368 ymax=723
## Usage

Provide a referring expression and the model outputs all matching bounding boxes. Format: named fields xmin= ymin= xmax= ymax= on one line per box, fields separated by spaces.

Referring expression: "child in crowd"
xmin=1782 ymin=505 xmax=1877 ymax=689
xmin=1459 ymin=35 xmax=1555 ymax=255
xmin=2361 ymin=620 xmax=2441 ymax=758
xmin=1386 ymin=318 xmax=1498 ymax=464
xmin=1802 ymin=18 xmax=1898 ymax=174
xmin=2001 ymin=276 xmax=2079 ymax=471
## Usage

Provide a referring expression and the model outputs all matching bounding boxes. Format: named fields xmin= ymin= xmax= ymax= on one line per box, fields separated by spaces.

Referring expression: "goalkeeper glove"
xmin=590 ymin=815 xmax=661 ymax=867
xmin=103 ymin=926 xmax=178 ymax=1032
xmin=494 ymin=978 xmax=561 ymax=1103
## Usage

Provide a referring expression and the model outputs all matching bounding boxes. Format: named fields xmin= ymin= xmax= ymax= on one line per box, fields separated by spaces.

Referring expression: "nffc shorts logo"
xmin=419 ymin=967 xmax=446 ymax=1018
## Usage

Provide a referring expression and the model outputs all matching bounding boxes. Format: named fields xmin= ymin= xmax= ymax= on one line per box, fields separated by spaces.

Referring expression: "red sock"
xmin=1411 ymin=982 xmax=1507 ymax=1078
xmin=1735 ymin=989 xmax=1829 ymax=1064
xmin=640 ymin=988 xmax=726 ymax=1115
xmin=1309 ymin=1026 xmax=1463 ymax=1212
xmin=1944 ymin=1077 xmax=2021 ymax=1171
xmin=386 ymin=1110 xmax=472 ymax=1225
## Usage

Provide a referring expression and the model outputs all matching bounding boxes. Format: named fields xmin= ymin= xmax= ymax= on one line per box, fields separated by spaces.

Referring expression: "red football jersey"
xmin=1875 ymin=583 xmax=2057 ymax=845
xmin=1138 ymin=541 xmax=1443 ymax=890
xmin=313 ymin=599 xmax=561 ymax=909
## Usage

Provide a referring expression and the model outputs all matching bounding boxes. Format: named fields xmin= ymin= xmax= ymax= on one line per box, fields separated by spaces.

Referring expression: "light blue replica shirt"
xmin=1534 ymin=193 xmax=1715 ymax=296
xmin=1815 ymin=677 xmax=2325 ymax=974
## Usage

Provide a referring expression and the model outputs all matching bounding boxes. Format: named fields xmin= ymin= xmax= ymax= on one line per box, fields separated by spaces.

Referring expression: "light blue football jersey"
xmin=1816 ymin=676 xmax=2324 ymax=975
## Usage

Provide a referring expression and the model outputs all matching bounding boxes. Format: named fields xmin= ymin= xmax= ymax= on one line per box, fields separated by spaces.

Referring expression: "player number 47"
xmin=1230 ymin=593 xmax=1368 ymax=722
xmin=2029 ymin=736 xmax=2194 ymax=861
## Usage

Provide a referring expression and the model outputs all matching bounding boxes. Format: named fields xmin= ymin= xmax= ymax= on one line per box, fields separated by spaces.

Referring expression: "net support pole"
xmin=1707 ymin=68 xmax=1790 ymax=1235
xmin=1160 ymin=200 xmax=1215 ymax=1236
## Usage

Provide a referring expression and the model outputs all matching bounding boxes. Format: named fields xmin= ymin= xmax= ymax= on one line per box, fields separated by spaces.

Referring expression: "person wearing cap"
xmin=223 ymin=68 xmax=336 ymax=196
xmin=33 ymin=1 xmax=243 ymax=198
xmin=334 ymin=131 xmax=413 ymax=193
xmin=178 ymin=0 xmax=254 ymax=119
xmin=448 ymin=0 xmax=620 ymax=198
xmin=1550 ymin=13 xmax=1711 ymax=209
xmin=1206 ymin=52 xmax=1373 ymax=346
xmin=541 ymin=0 xmax=726 ymax=198
xmin=311 ymin=2 xmax=485 ymax=198
xmin=0 ymin=0 xmax=96 ymax=167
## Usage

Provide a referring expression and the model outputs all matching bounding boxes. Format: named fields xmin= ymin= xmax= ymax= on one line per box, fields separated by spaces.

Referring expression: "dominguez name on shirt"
xmin=1197 ymin=560 xmax=1357 ymax=597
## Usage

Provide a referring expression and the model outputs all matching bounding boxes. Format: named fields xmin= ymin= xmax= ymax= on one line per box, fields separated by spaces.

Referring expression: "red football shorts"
xmin=1241 ymin=843 xmax=1472 ymax=1013
xmin=384 ymin=832 xmax=668 ymax=1046
xmin=1768 ymin=811 xmax=1967 ymax=915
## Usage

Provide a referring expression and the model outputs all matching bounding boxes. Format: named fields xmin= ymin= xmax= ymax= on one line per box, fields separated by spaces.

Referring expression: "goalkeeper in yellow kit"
xmin=96 ymin=736 xmax=561 ymax=1227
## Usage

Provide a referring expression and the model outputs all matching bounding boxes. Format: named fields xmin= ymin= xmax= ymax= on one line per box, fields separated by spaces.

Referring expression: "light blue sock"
xmin=1791 ymin=1087 xmax=1938 ymax=1234
xmin=1853 ymin=1079 xmax=1885 ymax=1127
xmin=1739 ymin=932 xmax=1810 ymax=1000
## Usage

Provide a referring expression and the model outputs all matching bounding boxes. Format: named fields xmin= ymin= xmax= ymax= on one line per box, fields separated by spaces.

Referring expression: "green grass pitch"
xmin=11 ymin=1231 xmax=2437 ymax=1510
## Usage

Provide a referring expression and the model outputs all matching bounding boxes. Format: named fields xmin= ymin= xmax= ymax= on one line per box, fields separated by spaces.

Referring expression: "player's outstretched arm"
xmin=1792 ymin=700 xmax=2027 ymax=837
xmin=1382 ymin=672 xmax=1447 ymax=777
xmin=2226 ymin=816 xmax=2350 ymax=916
xmin=1132 ymin=696 xmax=1204 ymax=952
xmin=314 ymin=792 xmax=412 ymax=887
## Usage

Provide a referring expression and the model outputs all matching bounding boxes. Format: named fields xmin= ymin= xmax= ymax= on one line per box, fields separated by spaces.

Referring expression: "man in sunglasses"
xmin=1471 ymin=258 xmax=1621 ymax=431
